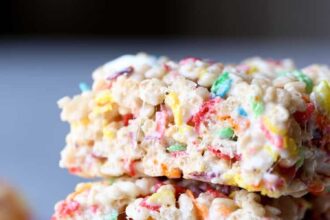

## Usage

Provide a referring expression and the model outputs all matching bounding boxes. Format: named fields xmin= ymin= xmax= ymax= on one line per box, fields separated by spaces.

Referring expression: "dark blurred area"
xmin=2 ymin=0 xmax=330 ymax=38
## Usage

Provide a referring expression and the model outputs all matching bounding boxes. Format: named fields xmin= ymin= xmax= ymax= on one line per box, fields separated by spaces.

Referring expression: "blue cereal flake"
xmin=237 ymin=106 xmax=248 ymax=117
xmin=79 ymin=82 xmax=90 ymax=92
xmin=211 ymin=72 xmax=232 ymax=98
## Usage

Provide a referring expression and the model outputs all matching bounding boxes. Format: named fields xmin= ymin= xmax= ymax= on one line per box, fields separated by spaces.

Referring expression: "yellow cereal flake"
xmin=222 ymin=173 xmax=239 ymax=186
xmin=246 ymin=65 xmax=258 ymax=74
xmin=166 ymin=92 xmax=183 ymax=126
xmin=197 ymin=67 xmax=208 ymax=78
xmin=68 ymin=183 xmax=92 ymax=199
xmin=263 ymin=117 xmax=286 ymax=136
xmin=94 ymin=90 xmax=113 ymax=114
xmin=173 ymin=124 xmax=194 ymax=142
xmin=260 ymin=188 xmax=281 ymax=198
xmin=103 ymin=127 xmax=115 ymax=139
xmin=71 ymin=117 xmax=89 ymax=129
xmin=264 ymin=145 xmax=279 ymax=162
xmin=314 ymin=80 xmax=330 ymax=116
xmin=95 ymin=90 xmax=113 ymax=105
xmin=80 ymin=117 xmax=90 ymax=126
xmin=223 ymin=173 xmax=262 ymax=192
xmin=71 ymin=122 xmax=79 ymax=129
xmin=283 ymin=137 xmax=299 ymax=157
xmin=179 ymin=124 xmax=194 ymax=134
xmin=148 ymin=188 xmax=175 ymax=205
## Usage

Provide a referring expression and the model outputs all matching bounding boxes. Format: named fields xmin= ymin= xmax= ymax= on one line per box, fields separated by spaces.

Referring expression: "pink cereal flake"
xmin=260 ymin=122 xmax=284 ymax=149
xmin=124 ymin=159 xmax=136 ymax=177
xmin=140 ymin=198 xmax=161 ymax=212
xmin=155 ymin=106 xmax=168 ymax=139
xmin=90 ymin=204 xmax=99 ymax=214
xmin=179 ymin=57 xmax=201 ymax=65
xmin=57 ymin=200 xmax=80 ymax=217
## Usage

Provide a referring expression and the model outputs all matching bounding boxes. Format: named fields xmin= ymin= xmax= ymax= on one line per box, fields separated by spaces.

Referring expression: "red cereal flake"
xmin=122 ymin=113 xmax=134 ymax=126
xmin=125 ymin=159 xmax=136 ymax=177
xmin=207 ymin=146 xmax=240 ymax=162
xmin=189 ymin=98 xmax=221 ymax=133
xmin=163 ymin=63 xmax=171 ymax=72
xmin=206 ymin=186 xmax=228 ymax=198
xmin=293 ymin=103 xmax=315 ymax=125
xmin=68 ymin=167 xmax=82 ymax=174
xmin=308 ymin=181 xmax=325 ymax=195
xmin=140 ymin=198 xmax=161 ymax=212
xmin=277 ymin=165 xmax=297 ymax=180
xmin=173 ymin=185 xmax=187 ymax=198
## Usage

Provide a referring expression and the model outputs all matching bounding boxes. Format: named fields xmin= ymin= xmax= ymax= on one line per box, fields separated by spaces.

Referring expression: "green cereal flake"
xmin=295 ymin=156 xmax=304 ymax=169
xmin=251 ymin=100 xmax=264 ymax=116
xmin=278 ymin=71 xmax=314 ymax=93
xmin=218 ymin=127 xmax=234 ymax=139
xmin=295 ymin=147 xmax=306 ymax=169
xmin=108 ymin=177 xmax=117 ymax=185
xmin=211 ymin=72 xmax=232 ymax=98
xmin=167 ymin=144 xmax=186 ymax=152
xmin=292 ymin=70 xmax=314 ymax=93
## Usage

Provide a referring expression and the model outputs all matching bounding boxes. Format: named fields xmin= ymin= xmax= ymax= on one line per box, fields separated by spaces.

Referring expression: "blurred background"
xmin=1 ymin=1 xmax=330 ymax=219
xmin=2 ymin=0 xmax=330 ymax=38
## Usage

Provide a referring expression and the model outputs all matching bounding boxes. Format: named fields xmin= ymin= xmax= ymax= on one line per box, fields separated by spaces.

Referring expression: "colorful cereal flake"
xmin=211 ymin=72 xmax=232 ymax=98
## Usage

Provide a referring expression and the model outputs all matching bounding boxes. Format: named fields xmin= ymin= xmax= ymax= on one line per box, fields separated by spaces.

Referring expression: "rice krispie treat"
xmin=52 ymin=177 xmax=309 ymax=220
xmin=52 ymin=177 xmax=157 ymax=220
xmin=0 ymin=181 xmax=30 ymax=220
xmin=58 ymin=53 xmax=330 ymax=197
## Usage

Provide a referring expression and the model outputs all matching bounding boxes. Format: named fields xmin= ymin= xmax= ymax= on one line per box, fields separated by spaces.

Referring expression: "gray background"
xmin=1 ymin=38 xmax=330 ymax=219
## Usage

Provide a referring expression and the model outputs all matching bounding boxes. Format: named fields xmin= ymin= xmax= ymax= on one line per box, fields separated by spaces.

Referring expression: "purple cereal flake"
xmin=170 ymin=151 xmax=188 ymax=157
xmin=107 ymin=66 xmax=134 ymax=80
xmin=188 ymin=171 xmax=218 ymax=181
xmin=213 ymin=184 xmax=239 ymax=195
xmin=187 ymin=184 xmax=204 ymax=197
xmin=266 ymin=58 xmax=282 ymax=65
xmin=144 ymin=135 xmax=162 ymax=141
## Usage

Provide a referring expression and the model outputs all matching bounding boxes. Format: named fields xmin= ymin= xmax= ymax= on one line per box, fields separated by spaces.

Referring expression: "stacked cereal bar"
xmin=54 ymin=53 xmax=330 ymax=219
xmin=52 ymin=177 xmax=309 ymax=220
